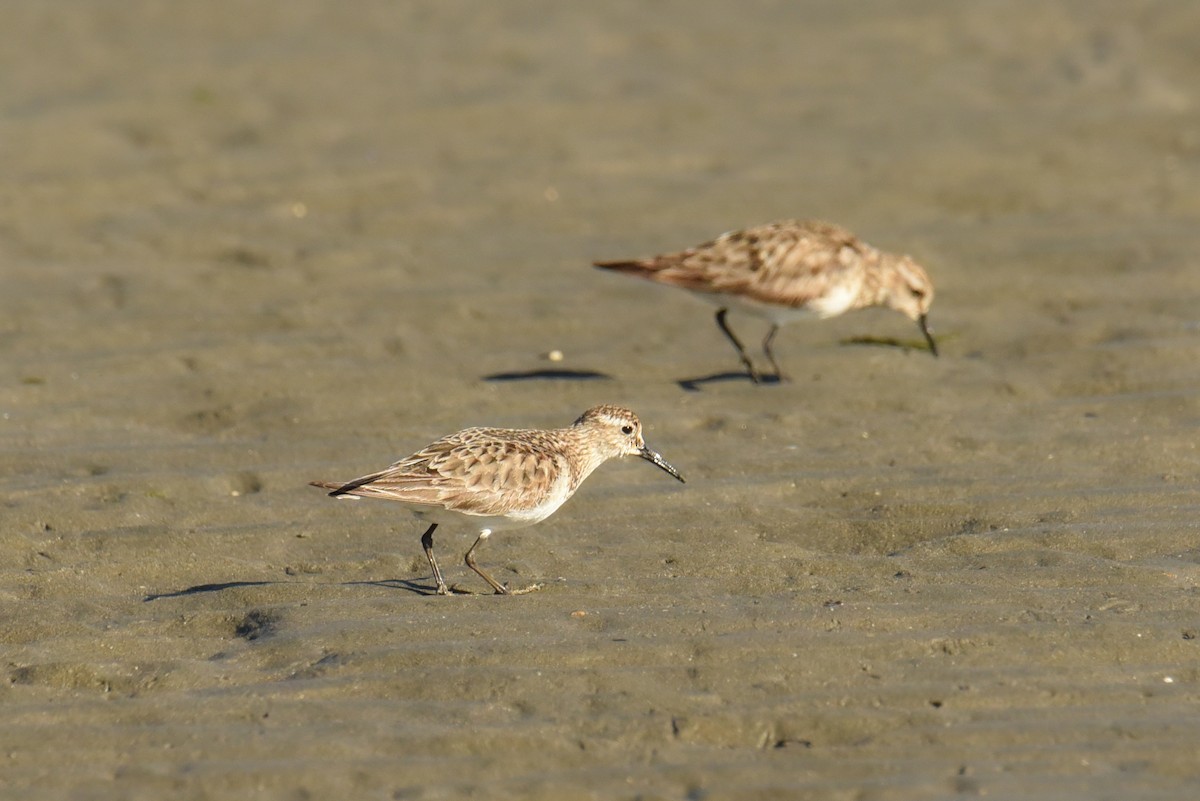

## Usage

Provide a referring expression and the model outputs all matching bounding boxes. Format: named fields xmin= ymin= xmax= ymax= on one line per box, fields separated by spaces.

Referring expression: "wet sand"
xmin=3 ymin=1 xmax=1200 ymax=798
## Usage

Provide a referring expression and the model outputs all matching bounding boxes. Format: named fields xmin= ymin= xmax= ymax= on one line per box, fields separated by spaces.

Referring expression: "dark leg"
xmin=420 ymin=523 xmax=449 ymax=595
xmin=761 ymin=324 xmax=786 ymax=382
xmin=464 ymin=533 xmax=508 ymax=594
xmin=714 ymin=308 xmax=761 ymax=383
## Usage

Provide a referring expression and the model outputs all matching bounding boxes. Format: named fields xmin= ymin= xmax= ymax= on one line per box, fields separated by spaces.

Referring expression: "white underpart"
xmin=687 ymin=290 xmax=815 ymax=325
xmin=805 ymin=281 xmax=861 ymax=318
xmin=405 ymin=464 xmax=575 ymax=534
xmin=681 ymin=268 xmax=865 ymax=323
xmin=504 ymin=466 xmax=575 ymax=524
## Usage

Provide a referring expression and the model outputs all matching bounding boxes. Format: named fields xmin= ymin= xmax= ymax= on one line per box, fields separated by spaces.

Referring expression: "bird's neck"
xmin=859 ymin=254 xmax=898 ymax=308
xmin=564 ymin=425 xmax=614 ymax=489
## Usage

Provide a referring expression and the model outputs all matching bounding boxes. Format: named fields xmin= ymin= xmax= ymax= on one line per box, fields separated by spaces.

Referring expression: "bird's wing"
xmin=600 ymin=221 xmax=873 ymax=308
xmin=323 ymin=428 xmax=565 ymax=516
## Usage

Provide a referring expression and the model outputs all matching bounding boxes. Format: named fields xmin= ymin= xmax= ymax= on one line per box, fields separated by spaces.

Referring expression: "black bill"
xmin=918 ymin=313 xmax=938 ymax=357
xmin=639 ymin=446 xmax=686 ymax=483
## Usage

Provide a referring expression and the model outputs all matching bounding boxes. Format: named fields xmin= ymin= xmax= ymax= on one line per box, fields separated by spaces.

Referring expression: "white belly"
xmin=688 ymin=280 xmax=860 ymax=323
xmin=407 ymin=468 xmax=575 ymax=533
xmin=690 ymin=290 xmax=816 ymax=325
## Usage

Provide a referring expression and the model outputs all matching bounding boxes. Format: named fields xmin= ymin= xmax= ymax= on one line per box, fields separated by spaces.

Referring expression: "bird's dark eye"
xmin=621 ymin=425 xmax=634 ymax=435
xmin=912 ymin=288 xmax=925 ymax=299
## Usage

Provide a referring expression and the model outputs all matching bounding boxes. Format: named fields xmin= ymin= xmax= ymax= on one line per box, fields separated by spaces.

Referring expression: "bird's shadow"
xmin=483 ymin=368 xmax=611 ymax=382
xmin=677 ymin=371 xmax=780 ymax=392
xmin=143 ymin=577 xmax=441 ymax=602
xmin=840 ymin=335 xmax=939 ymax=354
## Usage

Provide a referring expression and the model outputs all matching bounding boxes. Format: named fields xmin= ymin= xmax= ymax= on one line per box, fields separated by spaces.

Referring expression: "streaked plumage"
xmin=310 ymin=405 xmax=684 ymax=595
xmin=595 ymin=219 xmax=937 ymax=382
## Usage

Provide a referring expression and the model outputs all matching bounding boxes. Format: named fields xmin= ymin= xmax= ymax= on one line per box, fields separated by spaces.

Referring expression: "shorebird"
xmin=594 ymin=219 xmax=937 ymax=382
xmin=310 ymin=405 xmax=685 ymax=595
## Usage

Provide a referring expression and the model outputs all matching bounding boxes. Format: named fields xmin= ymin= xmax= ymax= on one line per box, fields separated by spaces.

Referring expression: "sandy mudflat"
xmin=3 ymin=1 xmax=1200 ymax=798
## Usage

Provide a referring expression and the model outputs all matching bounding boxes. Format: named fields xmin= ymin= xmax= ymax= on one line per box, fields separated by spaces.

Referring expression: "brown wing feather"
xmin=311 ymin=427 xmax=564 ymax=516
xmin=596 ymin=220 xmax=875 ymax=308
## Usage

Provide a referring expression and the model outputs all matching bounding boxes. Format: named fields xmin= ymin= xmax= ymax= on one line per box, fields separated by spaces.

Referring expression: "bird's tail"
xmin=309 ymin=479 xmax=357 ymax=498
xmin=593 ymin=258 xmax=662 ymax=276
